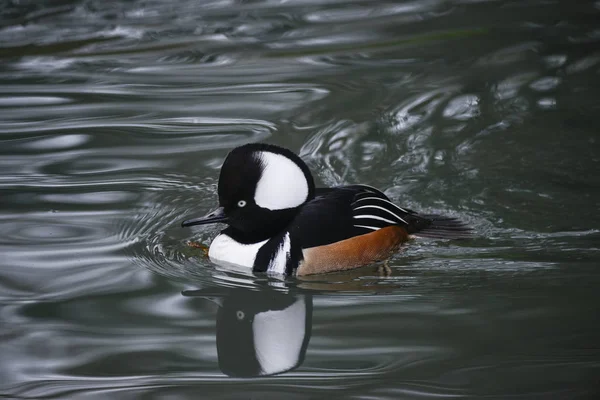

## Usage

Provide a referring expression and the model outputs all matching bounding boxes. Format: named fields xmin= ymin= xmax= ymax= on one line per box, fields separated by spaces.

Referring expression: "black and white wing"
xmin=349 ymin=185 xmax=471 ymax=239
xmin=348 ymin=185 xmax=422 ymax=234
xmin=296 ymin=185 xmax=471 ymax=252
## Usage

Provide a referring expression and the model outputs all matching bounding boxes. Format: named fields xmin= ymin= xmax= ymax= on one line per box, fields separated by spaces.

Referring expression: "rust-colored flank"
xmin=297 ymin=226 xmax=410 ymax=276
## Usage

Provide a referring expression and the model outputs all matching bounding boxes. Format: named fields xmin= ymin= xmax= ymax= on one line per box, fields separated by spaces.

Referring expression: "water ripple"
xmin=1 ymin=0 xmax=600 ymax=397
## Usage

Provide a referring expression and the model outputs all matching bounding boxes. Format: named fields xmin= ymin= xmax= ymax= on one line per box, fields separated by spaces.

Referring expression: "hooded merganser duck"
xmin=182 ymin=143 xmax=471 ymax=276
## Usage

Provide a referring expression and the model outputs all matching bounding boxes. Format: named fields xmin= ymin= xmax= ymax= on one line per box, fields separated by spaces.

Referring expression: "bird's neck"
xmin=222 ymin=225 xmax=286 ymax=245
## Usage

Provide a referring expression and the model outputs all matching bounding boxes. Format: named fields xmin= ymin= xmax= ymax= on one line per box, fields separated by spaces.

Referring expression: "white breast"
xmin=208 ymin=234 xmax=268 ymax=268
xmin=267 ymin=232 xmax=291 ymax=275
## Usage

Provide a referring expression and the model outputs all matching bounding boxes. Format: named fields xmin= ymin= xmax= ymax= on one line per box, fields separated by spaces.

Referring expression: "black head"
xmin=182 ymin=143 xmax=315 ymax=241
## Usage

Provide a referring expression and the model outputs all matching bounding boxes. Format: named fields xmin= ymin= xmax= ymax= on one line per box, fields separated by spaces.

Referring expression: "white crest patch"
xmin=254 ymin=151 xmax=309 ymax=210
xmin=252 ymin=297 xmax=307 ymax=375
xmin=208 ymin=233 xmax=267 ymax=268
xmin=267 ymin=232 xmax=291 ymax=275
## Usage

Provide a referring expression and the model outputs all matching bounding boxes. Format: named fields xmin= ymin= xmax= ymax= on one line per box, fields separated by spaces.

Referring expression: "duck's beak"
xmin=181 ymin=207 xmax=228 ymax=227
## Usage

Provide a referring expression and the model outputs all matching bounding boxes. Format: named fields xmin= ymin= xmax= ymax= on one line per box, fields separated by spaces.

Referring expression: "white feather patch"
xmin=208 ymin=234 xmax=267 ymax=268
xmin=267 ymin=232 xmax=291 ymax=275
xmin=354 ymin=224 xmax=380 ymax=231
xmin=254 ymin=151 xmax=309 ymax=210
xmin=354 ymin=204 xmax=408 ymax=224
xmin=353 ymin=214 xmax=398 ymax=225
xmin=253 ymin=297 xmax=306 ymax=375
xmin=352 ymin=196 xmax=409 ymax=214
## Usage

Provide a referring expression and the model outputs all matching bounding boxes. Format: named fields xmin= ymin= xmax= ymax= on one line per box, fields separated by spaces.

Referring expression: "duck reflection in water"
xmin=183 ymin=287 xmax=312 ymax=377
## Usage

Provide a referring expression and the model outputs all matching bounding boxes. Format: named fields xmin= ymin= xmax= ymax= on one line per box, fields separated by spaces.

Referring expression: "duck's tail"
xmin=412 ymin=214 xmax=473 ymax=239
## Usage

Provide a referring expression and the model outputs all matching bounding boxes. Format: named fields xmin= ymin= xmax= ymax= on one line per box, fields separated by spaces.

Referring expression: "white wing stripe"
xmin=353 ymin=204 xmax=408 ymax=224
xmin=354 ymin=215 xmax=398 ymax=225
xmin=352 ymin=196 xmax=409 ymax=213
xmin=353 ymin=225 xmax=380 ymax=231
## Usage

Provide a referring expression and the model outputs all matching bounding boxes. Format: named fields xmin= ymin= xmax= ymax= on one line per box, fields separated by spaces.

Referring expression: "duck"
xmin=182 ymin=143 xmax=471 ymax=276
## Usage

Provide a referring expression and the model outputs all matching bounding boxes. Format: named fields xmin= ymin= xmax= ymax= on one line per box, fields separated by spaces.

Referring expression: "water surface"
xmin=1 ymin=0 xmax=599 ymax=398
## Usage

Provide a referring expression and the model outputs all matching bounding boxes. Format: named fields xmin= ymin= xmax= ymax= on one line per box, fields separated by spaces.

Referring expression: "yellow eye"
xmin=237 ymin=200 xmax=247 ymax=208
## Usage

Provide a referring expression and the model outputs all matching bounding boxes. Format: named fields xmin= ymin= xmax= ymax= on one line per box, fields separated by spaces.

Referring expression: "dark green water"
xmin=1 ymin=0 xmax=599 ymax=398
